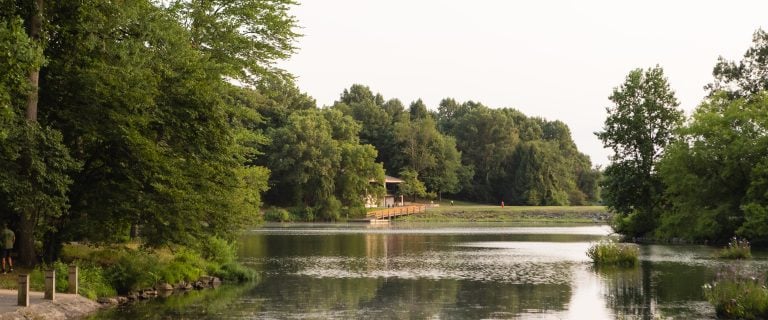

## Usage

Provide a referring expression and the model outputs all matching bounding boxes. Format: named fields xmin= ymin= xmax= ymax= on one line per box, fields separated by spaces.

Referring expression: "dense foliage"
xmin=0 ymin=0 xmax=297 ymax=265
xmin=330 ymin=85 xmax=600 ymax=206
xmin=599 ymin=28 xmax=768 ymax=244
xmin=596 ymin=66 xmax=684 ymax=237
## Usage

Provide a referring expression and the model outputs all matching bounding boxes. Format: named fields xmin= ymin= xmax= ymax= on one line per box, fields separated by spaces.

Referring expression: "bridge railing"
xmin=366 ymin=205 xmax=426 ymax=220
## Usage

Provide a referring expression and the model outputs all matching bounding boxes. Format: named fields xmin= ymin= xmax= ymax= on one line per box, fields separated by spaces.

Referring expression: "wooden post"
xmin=68 ymin=265 xmax=78 ymax=294
xmin=18 ymin=274 xmax=29 ymax=306
xmin=44 ymin=269 xmax=55 ymax=300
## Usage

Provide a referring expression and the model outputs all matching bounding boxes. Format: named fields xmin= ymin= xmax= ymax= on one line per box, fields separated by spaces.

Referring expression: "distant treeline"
xmin=598 ymin=29 xmax=768 ymax=244
xmin=252 ymin=83 xmax=602 ymax=220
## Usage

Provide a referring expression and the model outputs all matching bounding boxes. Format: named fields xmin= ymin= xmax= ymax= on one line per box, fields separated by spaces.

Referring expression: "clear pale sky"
xmin=279 ymin=0 xmax=767 ymax=166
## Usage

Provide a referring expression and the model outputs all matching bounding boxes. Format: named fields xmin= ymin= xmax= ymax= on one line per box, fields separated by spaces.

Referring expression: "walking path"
xmin=0 ymin=289 xmax=101 ymax=320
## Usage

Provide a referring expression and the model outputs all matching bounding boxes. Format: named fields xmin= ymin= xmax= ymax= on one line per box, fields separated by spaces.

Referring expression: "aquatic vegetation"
xmin=586 ymin=240 xmax=638 ymax=267
xmin=717 ymin=237 xmax=751 ymax=260
xmin=704 ymin=266 xmax=768 ymax=319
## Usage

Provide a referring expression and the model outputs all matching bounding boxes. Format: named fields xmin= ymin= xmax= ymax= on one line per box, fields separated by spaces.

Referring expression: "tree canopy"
xmin=596 ymin=66 xmax=684 ymax=237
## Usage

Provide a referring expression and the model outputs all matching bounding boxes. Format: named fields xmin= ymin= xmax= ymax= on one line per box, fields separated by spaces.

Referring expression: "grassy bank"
xmin=396 ymin=202 xmax=609 ymax=223
xmin=0 ymin=238 xmax=255 ymax=300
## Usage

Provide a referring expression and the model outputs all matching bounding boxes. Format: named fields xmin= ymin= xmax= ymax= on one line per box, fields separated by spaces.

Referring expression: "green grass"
xmin=717 ymin=237 xmax=751 ymax=260
xmin=0 ymin=238 xmax=256 ymax=299
xmin=586 ymin=240 xmax=639 ymax=267
xmin=396 ymin=201 xmax=608 ymax=223
xmin=704 ymin=267 xmax=768 ymax=319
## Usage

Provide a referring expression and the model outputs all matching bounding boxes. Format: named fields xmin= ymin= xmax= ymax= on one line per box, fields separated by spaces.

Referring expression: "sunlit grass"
xmin=586 ymin=240 xmax=639 ymax=267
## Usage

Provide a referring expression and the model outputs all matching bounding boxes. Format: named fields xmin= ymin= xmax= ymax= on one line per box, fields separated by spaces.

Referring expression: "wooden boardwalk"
xmin=365 ymin=205 xmax=427 ymax=220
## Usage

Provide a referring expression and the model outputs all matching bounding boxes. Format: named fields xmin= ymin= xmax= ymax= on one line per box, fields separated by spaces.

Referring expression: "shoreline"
xmin=0 ymin=289 xmax=102 ymax=320
xmin=392 ymin=205 xmax=610 ymax=223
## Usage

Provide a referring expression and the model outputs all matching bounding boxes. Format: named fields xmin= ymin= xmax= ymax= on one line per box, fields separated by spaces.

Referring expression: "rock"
xmin=157 ymin=283 xmax=174 ymax=291
xmin=116 ymin=296 xmax=129 ymax=304
xmin=127 ymin=292 xmax=139 ymax=301
xmin=211 ymin=277 xmax=222 ymax=288
xmin=193 ymin=281 xmax=205 ymax=289
xmin=175 ymin=281 xmax=193 ymax=290
xmin=198 ymin=276 xmax=212 ymax=284
xmin=97 ymin=297 xmax=118 ymax=305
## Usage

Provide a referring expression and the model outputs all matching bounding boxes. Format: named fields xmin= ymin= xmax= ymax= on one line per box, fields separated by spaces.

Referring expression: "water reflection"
xmin=91 ymin=223 xmax=767 ymax=319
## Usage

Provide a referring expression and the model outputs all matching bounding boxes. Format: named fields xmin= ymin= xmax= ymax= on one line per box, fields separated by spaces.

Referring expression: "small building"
xmin=365 ymin=175 xmax=404 ymax=208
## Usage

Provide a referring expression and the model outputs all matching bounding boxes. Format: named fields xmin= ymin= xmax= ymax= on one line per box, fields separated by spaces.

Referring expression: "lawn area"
xmin=397 ymin=200 xmax=609 ymax=223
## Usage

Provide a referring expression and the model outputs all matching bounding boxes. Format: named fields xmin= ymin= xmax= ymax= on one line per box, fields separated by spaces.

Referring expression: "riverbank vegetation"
xmin=717 ymin=237 xmax=752 ymax=260
xmin=704 ymin=266 xmax=768 ymax=319
xmin=598 ymin=29 xmax=768 ymax=245
xmin=0 ymin=238 xmax=254 ymax=300
xmin=586 ymin=240 xmax=639 ymax=267
xmin=396 ymin=204 xmax=608 ymax=223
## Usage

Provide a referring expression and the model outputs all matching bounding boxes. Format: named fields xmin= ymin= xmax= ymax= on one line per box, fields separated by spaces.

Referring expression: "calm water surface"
xmin=91 ymin=223 xmax=768 ymax=319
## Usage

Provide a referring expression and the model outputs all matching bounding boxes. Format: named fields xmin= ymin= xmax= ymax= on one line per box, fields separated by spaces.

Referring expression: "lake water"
xmin=90 ymin=223 xmax=768 ymax=319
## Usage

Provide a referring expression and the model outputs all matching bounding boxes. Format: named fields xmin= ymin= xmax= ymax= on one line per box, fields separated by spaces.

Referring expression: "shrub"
xmin=157 ymin=249 xmax=207 ymax=284
xmin=29 ymin=260 xmax=69 ymax=292
xmin=78 ymin=263 xmax=117 ymax=299
xmin=586 ymin=240 xmax=639 ymax=267
xmin=28 ymin=260 xmax=116 ymax=299
xmin=704 ymin=266 xmax=768 ymax=319
xmin=217 ymin=262 xmax=257 ymax=282
xmin=718 ymin=237 xmax=751 ymax=259
xmin=200 ymin=236 xmax=237 ymax=265
xmin=105 ymin=250 xmax=162 ymax=293
xmin=264 ymin=207 xmax=293 ymax=222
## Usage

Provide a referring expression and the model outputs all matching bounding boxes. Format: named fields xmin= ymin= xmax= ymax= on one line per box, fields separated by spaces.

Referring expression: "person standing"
xmin=1 ymin=224 xmax=14 ymax=274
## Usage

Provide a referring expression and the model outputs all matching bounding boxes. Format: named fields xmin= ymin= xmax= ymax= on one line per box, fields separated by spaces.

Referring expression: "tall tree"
xmin=596 ymin=66 xmax=683 ymax=237
xmin=164 ymin=0 xmax=300 ymax=82
xmin=0 ymin=0 xmax=80 ymax=265
xmin=658 ymin=93 xmax=768 ymax=242
xmin=706 ymin=28 xmax=768 ymax=98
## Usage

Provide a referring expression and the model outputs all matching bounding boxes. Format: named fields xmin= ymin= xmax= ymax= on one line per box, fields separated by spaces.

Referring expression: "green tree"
xmin=264 ymin=109 xmax=383 ymax=219
xmin=398 ymin=169 xmax=427 ymax=202
xmin=0 ymin=0 xmax=81 ymax=265
xmin=163 ymin=0 xmax=300 ymax=82
xmin=658 ymin=93 xmax=768 ymax=242
xmin=596 ymin=66 xmax=683 ymax=237
xmin=408 ymin=99 xmax=429 ymax=120
xmin=333 ymin=85 xmax=397 ymax=172
xmin=706 ymin=29 xmax=768 ymax=98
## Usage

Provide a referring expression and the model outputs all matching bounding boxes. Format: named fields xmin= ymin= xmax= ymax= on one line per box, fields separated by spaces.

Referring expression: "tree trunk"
xmin=25 ymin=0 xmax=43 ymax=122
xmin=17 ymin=211 xmax=38 ymax=266
xmin=16 ymin=0 xmax=45 ymax=266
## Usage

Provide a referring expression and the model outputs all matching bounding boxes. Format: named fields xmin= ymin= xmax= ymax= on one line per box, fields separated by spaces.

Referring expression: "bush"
xmin=264 ymin=207 xmax=293 ymax=222
xmin=29 ymin=260 xmax=69 ymax=292
xmin=105 ymin=250 xmax=162 ymax=293
xmin=200 ymin=236 xmax=236 ymax=265
xmin=28 ymin=260 xmax=116 ymax=299
xmin=704 ymin=266 xmax=768 ymax=319
xmin=718 ymin=237 xmax=751 ymax=259
xmin=586 ymin=240 xmax=639 ymax=267
xmin=78 ymin=263 xmax=117 ymax=299
xmin=216 ymin=262 xmax=257 ymax=282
